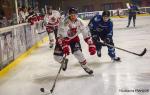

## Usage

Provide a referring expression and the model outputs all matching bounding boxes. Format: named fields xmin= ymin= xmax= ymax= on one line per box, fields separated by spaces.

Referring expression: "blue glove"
xmin=96 ymin=26 xmax=103 ymax=32
xmin=104 ymin=38 xmax=111 ymax=43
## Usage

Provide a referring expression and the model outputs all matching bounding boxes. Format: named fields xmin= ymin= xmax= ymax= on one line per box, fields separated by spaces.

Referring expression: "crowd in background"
xmin=0 ymin=8 xmax=9 ymax=28
xmin=0 ymin=6 xmax=45 ymax=28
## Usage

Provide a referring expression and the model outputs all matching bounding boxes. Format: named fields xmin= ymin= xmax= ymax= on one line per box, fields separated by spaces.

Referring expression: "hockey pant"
xmin=47 ymin=32 xmax=54 ymax=46
xmin=47 ymin=28 xmax=58 ymax=46
xmin=53 ymin=41 xmax=86 ymax=64
xmin=128 ymin=14 xmax=136 ymax=26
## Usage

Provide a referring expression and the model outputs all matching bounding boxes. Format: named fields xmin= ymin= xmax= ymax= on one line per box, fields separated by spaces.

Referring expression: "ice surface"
xmin=0 ymin=16 xmax=150 ymax=95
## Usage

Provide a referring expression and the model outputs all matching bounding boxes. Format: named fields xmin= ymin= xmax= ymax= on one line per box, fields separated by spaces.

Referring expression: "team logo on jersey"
xmin=51 ymin=17 xmax=56 ymax=22
xmin=67 ymin=30 xmax=76 ymax=37
xmin=94 ymin=17 xmax=100 ymax=22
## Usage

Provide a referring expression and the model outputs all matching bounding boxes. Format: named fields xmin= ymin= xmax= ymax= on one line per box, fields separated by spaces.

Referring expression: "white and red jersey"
xmin=44 ymin=10 xmax=61 ymax=32
xmin=58 ymin=17 xmax=91 ymax=41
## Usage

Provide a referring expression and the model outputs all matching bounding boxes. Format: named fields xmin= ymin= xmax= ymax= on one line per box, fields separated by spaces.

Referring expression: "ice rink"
xmin=0 ymin=16 xmax=150 ymax=95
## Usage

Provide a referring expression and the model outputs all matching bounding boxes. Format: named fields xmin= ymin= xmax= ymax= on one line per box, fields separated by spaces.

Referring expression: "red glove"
xmin=62 ymin=38 xmax=70 ymax=55
xmin=62 ymin=45 xmax=69 ymax=55
xmin=85 ymin=37 xmax=96 ymax=55
xmin=56 ymin=37 xmax=62 ymax=46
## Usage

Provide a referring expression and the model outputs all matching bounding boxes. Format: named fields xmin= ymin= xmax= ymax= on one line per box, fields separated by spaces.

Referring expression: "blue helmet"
xmin=102 ymin=10 xmax=110 ymax=17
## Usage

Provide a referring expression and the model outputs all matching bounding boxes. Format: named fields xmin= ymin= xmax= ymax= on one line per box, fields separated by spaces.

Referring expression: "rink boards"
xmin=0 ymin=22 xmax=46 ymax=71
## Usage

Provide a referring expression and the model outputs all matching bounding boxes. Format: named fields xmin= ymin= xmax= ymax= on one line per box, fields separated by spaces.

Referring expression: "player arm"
xmin=43 ymin=15 xmax=51 ymax=26
xmin=78 ymin=19 xmax=91 ymax=39
xmin=57 ymin=24 xmax=68 ymax=38
xmin=88 ymin=16 xmax=96 ymax=31
xmin=82 ymin=26 xmax=96 ymax=55
xmin=107 ymin=20 xmax=113 ymax=38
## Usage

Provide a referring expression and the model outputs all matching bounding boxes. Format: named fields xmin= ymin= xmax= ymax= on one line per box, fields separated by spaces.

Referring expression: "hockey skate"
xmin=49 ymin=44 xmax=54 ymax=48
xmin=80 ymin=63 xmax=93 ymax=75
xmin=97 ymin=50 xmax=101 ymax=57
xmin=111 ymin=57 xmax=121 ymax=62
xmin=49 ymin=39 xmax=54 ymax=48
xmin=62 ymin=58 xmax=68 ymax=71
xmin=126 ymin=25 xmax=129 ymax=28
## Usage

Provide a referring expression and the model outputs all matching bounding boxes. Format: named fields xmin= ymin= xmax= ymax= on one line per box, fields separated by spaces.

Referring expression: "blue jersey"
xmin=129 ymin=5 xmax=139 ymax=15
xmin=88 ymin=14 xmax=113 ymax=38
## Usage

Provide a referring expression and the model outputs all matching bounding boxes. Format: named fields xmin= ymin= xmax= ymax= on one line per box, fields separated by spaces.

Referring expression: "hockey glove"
xmin=104 ymin=37 xmax=111 ymax=44
xmin=96 ymin=25 xmax=103 ymax=32
xmin=85 ymin=37 xmax=96 ymax=55
xmin=62 ymin=38 xmax=70 ymax=55
xmin=62 ymin=45 xmax=69 ymax=55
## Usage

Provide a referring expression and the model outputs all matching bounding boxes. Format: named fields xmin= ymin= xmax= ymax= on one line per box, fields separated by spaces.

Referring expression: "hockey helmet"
xmin=68 ymin=7 xmax=78 ymax=21
xmin=68 ymin=7 xmax=78 ymax=15
xmin=102 ymin=10 xmax=110 ymax=17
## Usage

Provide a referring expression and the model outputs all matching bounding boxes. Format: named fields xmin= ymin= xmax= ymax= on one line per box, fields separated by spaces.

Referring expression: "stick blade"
xmin=50 ymin=89 xmax=53 ymax=93
xmin=50 ymin=85 xmax=55 ymax=94
xmin=40 ymin=88 xmax=45 ymax=92
xmin=40 ymin=88 xmax=52 ymax=95
xmin=38 ymin=31 xmax=46 ymax=34
xmin=139 ymin=48 xmax=147 ymax=56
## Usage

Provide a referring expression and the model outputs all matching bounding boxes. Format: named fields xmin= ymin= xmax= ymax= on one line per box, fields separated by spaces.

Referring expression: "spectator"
xmin=0 ymin=7 xmax=4 ymax=27
xmin=0 ymin=16 xmax=8 ymax=28
xmin=0 ymin=8 xmax=8 ymax=28
xmin=127 ymin=3 xmax=139 ymax=27
xmin=18 ymin=6 xmax=29 ymax=23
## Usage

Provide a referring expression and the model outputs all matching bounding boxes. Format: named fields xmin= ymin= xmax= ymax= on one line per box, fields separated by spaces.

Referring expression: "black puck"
xmin=40 ymin=88 xmax=45 ymax=92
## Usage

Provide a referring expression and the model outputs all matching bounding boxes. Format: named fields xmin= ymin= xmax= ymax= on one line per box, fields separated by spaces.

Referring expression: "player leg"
xmin=127 ymin=14 xmax=132 ymax=27
xmin=107 ymin=38 xmax=121 ymax=62
xmin=70 ymin=41 xmax=93 ymax=75
xmin=53 ymin=43 xmax=68 ymax=71
xmin=48 ymin=32 xmax=54 ymax=48
xmin=91 ymin=32 xmax=102 ymax=57
xmin=133 ymin=15 xmax=136 ymax=27
xmin=53 ymin=27 xmax=58 ymax=40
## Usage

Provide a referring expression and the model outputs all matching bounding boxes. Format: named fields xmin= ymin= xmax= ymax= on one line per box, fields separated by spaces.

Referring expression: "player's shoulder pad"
xmin=77 ymin=17 xmax=85 ymax=26
xmin=93 ymin=14 xmax=102 ymax=22
xmin=109 ymin=19 xmax=113 ymax=23
xmin=108 ymin=19 xmax=113 ymax=26
xmin=77 ymin=17 xmax=84 ymax=23
xmin=63 ymin=17 xmax=70 ymax=26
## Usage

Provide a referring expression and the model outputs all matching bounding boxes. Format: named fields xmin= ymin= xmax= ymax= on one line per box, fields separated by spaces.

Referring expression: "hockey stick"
xmin=99 ymin=41 xmax=147 ymax=56
xmin=38 ymin=31 xmax=46 ymax=35
xmin=40 ymin=55 xmax=67 ymax=94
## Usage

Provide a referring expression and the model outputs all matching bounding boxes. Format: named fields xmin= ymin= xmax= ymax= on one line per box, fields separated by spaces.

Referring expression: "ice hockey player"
xmin=127 ymin=3 xmax=139 ymax=27
xmin=88 ymin=10 xmax=121 ymax=62
xmin=53 ymin=7 xmax=96 ymax=75
xmin=43 ymin=6 xmax=61 ymax=48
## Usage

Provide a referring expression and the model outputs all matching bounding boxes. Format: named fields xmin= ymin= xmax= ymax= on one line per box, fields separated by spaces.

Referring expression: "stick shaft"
xmin=50 ymin=55 xmax=67 ymax=93
xmin=99 ymin=41 xmax=146 ymax=56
